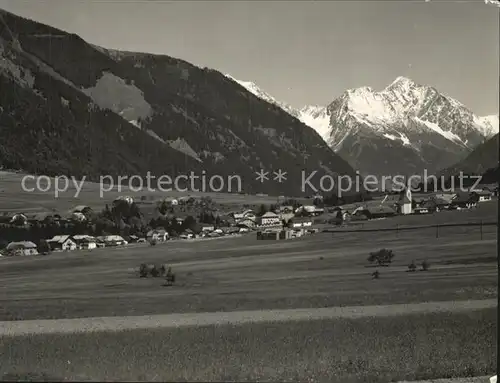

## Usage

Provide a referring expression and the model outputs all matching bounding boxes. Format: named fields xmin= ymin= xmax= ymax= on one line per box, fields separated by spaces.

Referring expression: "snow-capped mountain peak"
xmin=224 ymin=73 xmax=498 ymax=177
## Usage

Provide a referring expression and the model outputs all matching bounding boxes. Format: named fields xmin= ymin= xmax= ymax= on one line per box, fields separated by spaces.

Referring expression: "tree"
xmin=258 ymin=204 xmax=268 ymax=216
xmin=335 ymin=210 xmax=344 ymax=226
xmin=37 ymin=239 xmax=51 ymax=254
xmin=421 ymin=260 xmax=430 ymax=271
xmin=181 ymin=215 xmax=196 ymax=231
xmin=368 ymin=248 xmax=394 ymax=266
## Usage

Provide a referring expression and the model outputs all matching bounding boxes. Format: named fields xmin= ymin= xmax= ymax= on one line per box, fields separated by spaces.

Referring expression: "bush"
xmin=421 ymin=260 xmax=430 ymax=271
xmin=368 ymin=248 xmax=394 ymax=266
xmin=407 ymin=261 xmax=417 ymax=272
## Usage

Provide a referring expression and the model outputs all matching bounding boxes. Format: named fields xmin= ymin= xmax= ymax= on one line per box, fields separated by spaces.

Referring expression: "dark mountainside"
xmin=440 ymin=133 xmax=499 ymax=178
xmin=0 ymin=9 xmax=356 ymax=196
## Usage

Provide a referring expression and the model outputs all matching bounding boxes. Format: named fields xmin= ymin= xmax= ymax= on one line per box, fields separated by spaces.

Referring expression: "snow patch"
xmin=413 ymin=117 xmax=465 ymax=145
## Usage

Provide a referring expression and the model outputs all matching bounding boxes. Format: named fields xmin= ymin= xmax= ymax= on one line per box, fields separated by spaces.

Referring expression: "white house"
xmin=147 ymin=229 xmax=168 ymax=242
xmin=72 ymin=235 xmax=97 ymax=250
xmin=101 ymin=235 xmax=128 ymax=246
xmin=47 ymin=235 xmax=77 ymax=251
xmin=476 ymin=190 xmax=492 ymax=202
xmin=6 ymin=241 xmax=38 ymax=256
xmin=289 ymin=217 xmax=313 ymax=228
xmin=258 ymin=211 xmax=281 ymax=226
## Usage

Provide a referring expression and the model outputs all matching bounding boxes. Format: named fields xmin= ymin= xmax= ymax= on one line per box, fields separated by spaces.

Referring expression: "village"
xmin=0 ymin=183 xmax=497 ymax=257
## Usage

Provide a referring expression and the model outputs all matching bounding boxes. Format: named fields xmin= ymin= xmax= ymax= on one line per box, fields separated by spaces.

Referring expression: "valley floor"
xmin=0 ymin=201 xmax=497 ymax=382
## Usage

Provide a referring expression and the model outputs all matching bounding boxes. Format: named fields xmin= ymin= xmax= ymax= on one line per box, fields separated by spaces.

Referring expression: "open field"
xmin=1 ymin=308 xmax=496 ymax=382
xmin=0 ymin=220 xmax=497 ymax=320
xmin=0 ymin=203 xmax=497 ymax=381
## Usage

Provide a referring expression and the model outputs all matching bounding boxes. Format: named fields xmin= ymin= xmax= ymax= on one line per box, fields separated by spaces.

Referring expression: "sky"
xmin=0 ymin=0 xmax=498 ymax=116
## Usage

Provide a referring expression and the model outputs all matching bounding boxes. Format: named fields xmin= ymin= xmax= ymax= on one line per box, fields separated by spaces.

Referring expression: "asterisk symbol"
xmin=273 ymin=169 xmax=287 ymax=183
xmin=255 ymin=169 xmax=269 ymax=183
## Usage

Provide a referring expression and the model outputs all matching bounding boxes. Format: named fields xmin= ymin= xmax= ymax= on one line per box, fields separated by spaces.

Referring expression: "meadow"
xmin=0 ymin=172 xmax=497 ymax=382
xmin=1 ymin=308 xmax=496 ymax=382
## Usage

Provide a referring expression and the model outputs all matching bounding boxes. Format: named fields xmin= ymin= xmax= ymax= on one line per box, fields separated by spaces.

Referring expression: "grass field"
xmin=1 ymin=308 xmax=496 ymax=382
xmin=0 ymin=191 xmax=497 ymax=382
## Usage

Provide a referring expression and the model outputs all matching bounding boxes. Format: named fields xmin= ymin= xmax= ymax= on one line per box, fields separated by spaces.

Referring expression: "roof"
xmin=103 ymin=235 xmax=125 ymax=241
xmin=262 ymin=211 xmax=279 ymax=218
xmin=474 ymin=190 xmax=492 ymax=196
xmin=73 ymin=235 xmax=96 ymax=241
xmin=366 ymin=206 xmax=397 ymax=214
xmin=72 ymin=205 xmax=91 ymax=212
xmin=48 ymin=235 xmax=73 ymax=243
xmin=7 ymin=241 xmax=37 ymax=249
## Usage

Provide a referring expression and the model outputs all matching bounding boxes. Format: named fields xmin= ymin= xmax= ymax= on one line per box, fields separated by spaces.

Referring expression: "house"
xmin=475 ymin=190 xmax=492 ymax=202
xmin=180 ymin=228 xmax=195 ymax=239
xmin=9 ymin=213 xmax=28 ymax=226
xmin=6 ymin=241 xmax=38 ymax=256
xmin=70 ymin=212 xmax=87 ymax=222
xmin=288 ymin=216 xmax=313 ymax=228
xmin=233 ymin=210 xmax=257 ymax=221
xmin=47 ymin=235 xmax=78 ymax=251
xmin=294 ymin=205 xmax=316 ymax=216
xmin=450 ymin=192 xmax=477 ymax=209
xmin=147 ymin=229 xmax=169 ymax=242
xmin=72 ymin=235 xmax=97 ymax=250
xmin=434 ymin=193 xmax=457 ymax=204
xmin=236 ymin=219 xmax=256 ymax=229
xmin=358 ymin=206 xmax=397 ymax=219
xmin=258 ymin=211 xmax=282 ymax=227
xmin=421 ymin=197 xmax=450 ymax=212
xmin=201 ymin=224 xmax=215 ymax=232
xmin=71 ymin=205 xmax=93 ymax=216
xmin=101 ymin=235 xmax=128 ymax=246
xmin=395 ymin=186 xmax=412 ymax=215
xmin=413 ymin=207 xmax=430 ymax=214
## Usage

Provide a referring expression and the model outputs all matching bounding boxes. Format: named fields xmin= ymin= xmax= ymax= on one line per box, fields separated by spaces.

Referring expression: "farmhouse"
xmin=47 ymin=235 xmax=78 ymax=251
xmin=450 ymin=192 xmax=477 ymax=209
xmin=7 ymin=213 xmax=28 ymax=225
xmin=236 ymin=218 xmax=256 ymax=229
xmin=72 ymin=235 xmax=97 ymax=250
xmin=147 ymin=229 xmax=168 ymax=242
xmin=6 ymin=241 xmax=38 ymax=256
xmin=288 ymin=216 xmax=313 ymax=229
xmin=258 ymin=211 xmax=281 ymax=227
xmin=422 ymin=197 xmax=450 ymax=212
xmin=100 ymin=235 xmax=127 ymax=246
xmin=475 ymin=190 xmax=492 ymax=202
xmin=201 ymin=224 xmax=215 ymax=232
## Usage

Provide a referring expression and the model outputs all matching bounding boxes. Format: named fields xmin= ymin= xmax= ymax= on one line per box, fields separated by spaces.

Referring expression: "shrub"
xmin=407 ymin=261 xmax=417 ymax=272
xmin=368 ymin=248 xmax=394 ymax=266
xmin=421 ymin=260 xmax=430 ymax=271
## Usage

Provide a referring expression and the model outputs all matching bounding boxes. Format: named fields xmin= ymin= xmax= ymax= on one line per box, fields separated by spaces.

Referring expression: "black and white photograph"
xmin=0 ymin=0 xmax=498 ymax=382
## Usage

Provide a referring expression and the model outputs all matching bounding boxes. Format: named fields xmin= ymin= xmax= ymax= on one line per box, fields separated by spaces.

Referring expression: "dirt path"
xmin=1 ymin=299 xmax=496 ymax=336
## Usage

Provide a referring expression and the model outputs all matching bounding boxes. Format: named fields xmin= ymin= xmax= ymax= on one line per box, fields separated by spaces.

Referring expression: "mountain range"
xmin=0 ymin=8 xmax=356 ymax=196
xmin=227 ymin=75 xmax=498 ymax=179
